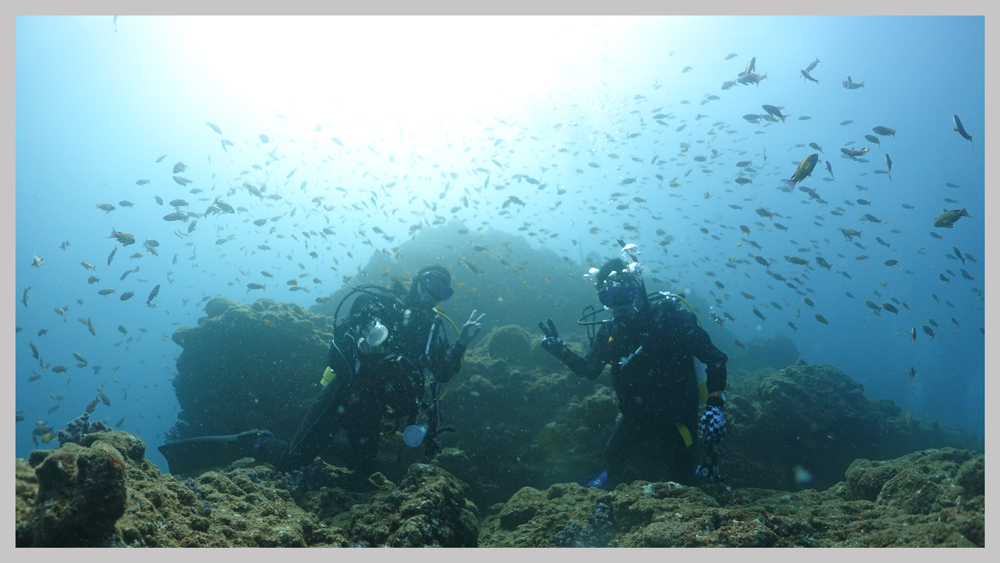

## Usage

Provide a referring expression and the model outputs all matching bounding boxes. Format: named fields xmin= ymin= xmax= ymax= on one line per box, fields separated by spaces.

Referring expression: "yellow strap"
xmin=675 ymin=422 xmax=694 ymax=448
xmin=698 ymin=380 xmax=709 ymax=404
xmin=666 ymin=292 xmax=706 ymax=331
xmin=434 ymin=308 xmax=460 ymax=335
xmin=433 ymin=309 xmax=466 ymax=401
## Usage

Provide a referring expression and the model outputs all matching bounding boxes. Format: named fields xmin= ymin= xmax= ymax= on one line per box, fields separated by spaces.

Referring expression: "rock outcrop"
xmin=14 ymin=416 xmax=984 ymax=547
xmin=479 ymin=448 xmax=984 ymax=547
xmin=16 ymin=428 xmax=480 ymax=547
xmin=168 ymin=298 xmax=334 ymax=440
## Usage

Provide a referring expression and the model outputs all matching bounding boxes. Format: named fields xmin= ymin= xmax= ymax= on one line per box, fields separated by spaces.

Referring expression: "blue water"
xmin=16 ymin=16 xmax=985 ymax=471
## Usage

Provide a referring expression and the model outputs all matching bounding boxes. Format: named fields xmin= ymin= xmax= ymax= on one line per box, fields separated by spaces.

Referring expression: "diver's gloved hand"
xmin=699 ymin=398 xmax=726 ymax=444
xmin=538 ymin=319 xmax=567 ymax=355
xmin=457 ymin=310 xmax=487 ymax=347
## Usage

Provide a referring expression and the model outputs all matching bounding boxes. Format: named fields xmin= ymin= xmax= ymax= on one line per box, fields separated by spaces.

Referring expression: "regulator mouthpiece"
xmin=358 ymin=320 xmax=389 ymax=354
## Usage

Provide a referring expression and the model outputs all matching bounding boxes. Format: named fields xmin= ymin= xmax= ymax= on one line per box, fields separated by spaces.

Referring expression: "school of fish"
xmin=17 ymin=48 xmax=983 ymax=447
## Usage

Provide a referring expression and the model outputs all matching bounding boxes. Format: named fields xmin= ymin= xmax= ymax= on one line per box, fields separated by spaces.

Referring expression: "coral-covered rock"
xmin=168 ymin=298 xmax=334 ymax=441
xmin=433 ymin=346 xmax=604 ymax=507
xmin=17 ymin=433 xmax=340 ymax=547
xmin=81 ymin=430 xmax=147 ymax=462
xmin=720 ymin=363 xmax=984 ymax=492
xmin=549 ymin=502 xmax=613 ymax=547
xmin=877 ymin=468 xmax=940 ymax=515
xmin=484 ymin=324 xmax=533 ymax=365
xmin=117 ymin=454 xmax=335 ymax=547
xmin=25 ymin=439 xmax=127 ymax=546
xmin=844 ymin=459 xmax=899 ymax=501
xmin=347 ymin=463 xmax=479 ymax=547
xmin=480 ymin=447 xmax=985 ymax=547
xmin=14 ymin=458 xmax=39 ymax=546
xmin=498 ymin=487 xmax=544 ymax=530
xmin=480 ymin=483 xmax=613 ymax=547
xmin=755 ymin=363 xmax=872 ymax=441
xmin=14 ymin=421 xmax=985 ymax=548
xmin=204 ymin=296 xmax=237 ymax=318
xmin=162 ymin=289 xmax=985 ymax=515
xmin=955 ymin=456 xmax=985 ymax=497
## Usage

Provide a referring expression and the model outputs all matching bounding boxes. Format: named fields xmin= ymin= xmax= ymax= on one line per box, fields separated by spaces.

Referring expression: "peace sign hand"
xmin=537 ymin=318 xmax=567 ymax=354
xmin=457 ymin=310 xmax=486 ymax=346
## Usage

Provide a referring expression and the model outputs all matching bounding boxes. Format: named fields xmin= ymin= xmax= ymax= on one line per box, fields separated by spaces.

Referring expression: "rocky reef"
xmin=435 ymin=327 xmax=983 ymax=507
xmin=168 ymin=297 xmax=335 ymax=440
xmin=15 ymin=223 xmax=986 ymax=547
xmin=16 ymin=427 xmax=479 ymax=547
xmin=86 ymin=282 xmax=980 ymax=548
xmin=164 ymin=295 xmax=983 ymax=511
xmin=15 ymin=423 xmax=983 ymax=547
xmin=16 ymin=434 xmax=129 ymax=546
xmin=479 ymin=447 xmax=984 ymax=547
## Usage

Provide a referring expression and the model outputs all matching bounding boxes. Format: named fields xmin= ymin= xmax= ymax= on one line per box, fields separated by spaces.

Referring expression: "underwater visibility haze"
xmin=16 ymin=16 xmax=984 ymax=491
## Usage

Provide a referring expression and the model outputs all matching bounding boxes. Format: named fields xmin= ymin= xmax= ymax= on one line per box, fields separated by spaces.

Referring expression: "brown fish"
xmin=107 ymin=228 xmax=135 ymax=246
xmin=872 ymin=126 xmax=896 ymax=137
xmin=933 ymin=207 xmax=971 ymax=228
xmin=781 ymin=154 xmax=819 ymax=189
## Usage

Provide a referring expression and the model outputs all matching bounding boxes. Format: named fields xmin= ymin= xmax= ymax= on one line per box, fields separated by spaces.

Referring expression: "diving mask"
xmin=599 ymin=281 xmax=639 ymax=308
xmin=596 ymin=261 xmax=645 ymax=318
xmin=419 ymin=272 xmax=454 ymax=303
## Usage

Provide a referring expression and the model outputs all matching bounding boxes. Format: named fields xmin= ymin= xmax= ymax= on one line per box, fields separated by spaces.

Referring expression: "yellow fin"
xmin=675 ymin=422 xmax=694 ymax=448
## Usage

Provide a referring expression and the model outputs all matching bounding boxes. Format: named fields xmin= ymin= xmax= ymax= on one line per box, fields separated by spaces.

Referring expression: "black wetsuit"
xmin=259 ymin=295 xmax=465 ymax=474
xmin=551 ymin=294 xmax=727 ymax=486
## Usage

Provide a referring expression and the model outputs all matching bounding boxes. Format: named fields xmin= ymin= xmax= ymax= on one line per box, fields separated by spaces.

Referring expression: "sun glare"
xmin=178 ymin=16 xmax=641 ymax=135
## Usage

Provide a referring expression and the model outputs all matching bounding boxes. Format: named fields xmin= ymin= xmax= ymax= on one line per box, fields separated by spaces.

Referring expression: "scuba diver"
xmin=159 ymin=265 xmax=486 ymax=477
xmin=537 ymin=241 xmax=728 ymax=489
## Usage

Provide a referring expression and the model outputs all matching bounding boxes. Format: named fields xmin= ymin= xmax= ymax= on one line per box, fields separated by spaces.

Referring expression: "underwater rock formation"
xmin=168 ymin=298 xmax=334 ymax=441
xmin=16 ymin=428 xmax=480 ymax=547
xmin=14 ymin=418 xmax=984 ymax=547
xmin=162 ymin=295 xmax=983 ymax=510
xmin=433 ymin=342 xmax=982 ymax=506
xmin=437 ymin=325 xmax=608 ymax=505
xmin=479 ymin=447 xmax=984 ymax=547
xmin=17 ymin=435 xmax=129 ymax=546
xmin=714 ymin=361 xmax=984 ymax=492
xmin=845 ymin=449 xmax=985 ymax=518
xmin=484 ymin=324 xmax=534 ymax=366
xmin=344 ymin=463 xmax=479 ymax=547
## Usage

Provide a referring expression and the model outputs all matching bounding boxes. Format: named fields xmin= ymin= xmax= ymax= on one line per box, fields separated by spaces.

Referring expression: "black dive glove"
xmin=538 ymin=319 xmax=568 ymax=355
xmin=699 ymin=396 xmax=726 ymax=444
